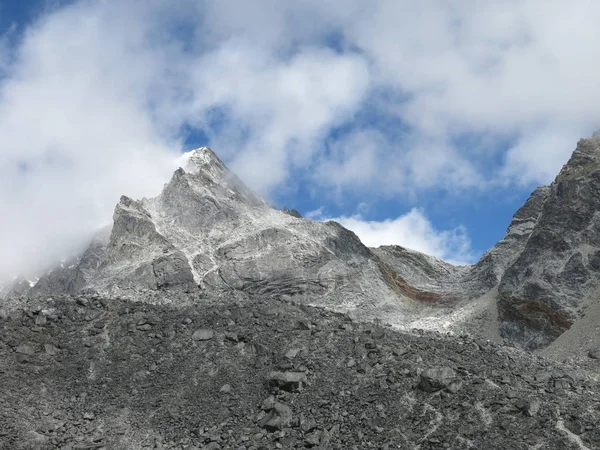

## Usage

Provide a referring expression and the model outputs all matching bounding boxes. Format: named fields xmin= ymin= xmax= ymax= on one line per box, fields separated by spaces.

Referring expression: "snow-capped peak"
xmin=175 ymin=147 xmax=226 ymax=178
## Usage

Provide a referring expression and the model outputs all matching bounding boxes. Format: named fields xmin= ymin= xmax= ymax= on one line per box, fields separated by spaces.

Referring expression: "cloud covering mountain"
xmin=1 ymin=0 xmax=599 ymax=278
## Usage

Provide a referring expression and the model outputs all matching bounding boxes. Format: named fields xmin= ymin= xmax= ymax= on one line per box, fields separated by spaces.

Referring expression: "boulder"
xmin=258 ymin=402 xmax=292 ymax=431
xmin=419 ymin=367 xmax=457 ymax=392
xmin=192 ymin=329 xmax=214 ymax=341
xmin=269 ymin=371 xmax=307 ymax=392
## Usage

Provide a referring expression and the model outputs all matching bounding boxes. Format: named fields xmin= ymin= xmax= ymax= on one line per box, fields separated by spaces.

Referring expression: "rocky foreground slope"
xmin=1 ymin=293 xmax=599 ymax=450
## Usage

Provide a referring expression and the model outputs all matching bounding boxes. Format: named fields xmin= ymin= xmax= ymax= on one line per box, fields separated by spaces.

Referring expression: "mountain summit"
xmin=6 ymin=136 xmax=600 ymax=353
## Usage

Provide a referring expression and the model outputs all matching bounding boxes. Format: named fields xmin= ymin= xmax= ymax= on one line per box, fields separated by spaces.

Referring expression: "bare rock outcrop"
xmin=497 ymin=134 xmax=600 ymax=348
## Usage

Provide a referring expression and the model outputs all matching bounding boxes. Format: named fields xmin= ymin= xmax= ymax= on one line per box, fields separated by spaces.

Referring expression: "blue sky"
xmin=1 ymin=0 xmax=599 ymax=277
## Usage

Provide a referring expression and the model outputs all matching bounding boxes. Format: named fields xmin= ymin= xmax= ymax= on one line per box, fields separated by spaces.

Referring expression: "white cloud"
xmin=0 ymin=2 xmax=184 ymax=278
xmin=184 ymin=0 xmax=600 ymax=196
xmin=333 ymin=0 xmax=600 ymax=185
xmin=191 ymin=44 xmax=370 ymax=192
xmin=321 ymin=209 xmax=475 ymax=265
xmin=0 ymin=1 xmax=373 ymax=279
xmin=314 ymin=129 xmax=381 ymax=194
xmin=198 ymin=0 xmax=600 ymax=190
xmin=1 ymin=0 xmax=600 ymax=278
xmin=501 ymin=126 xmax=582 ymax=186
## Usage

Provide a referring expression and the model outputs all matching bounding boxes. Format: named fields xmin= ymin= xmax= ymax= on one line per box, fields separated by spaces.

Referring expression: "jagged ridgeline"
xmin=5 ymin=135 xmax=600 ymax=352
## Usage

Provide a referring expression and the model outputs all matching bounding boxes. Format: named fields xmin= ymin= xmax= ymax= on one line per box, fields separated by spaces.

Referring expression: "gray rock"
xmin=25 ymin=235 xmax=108 ymax=299
xmin=516 ymin=397 xmax=542 ymax=417
xmin=319 ymin=428 xmax=331 ymax=448
xmin=527 ymin=398 xmax=541 ymax=417
xmin=295 ymin=319 xmax=312 ymax=330
xmin=44 ymin=343 xmax=59 ymax=356
xmin=193 ymin=329 xmax=214 ymax=341
xmin=15 ymin=343 xmax=36 ymax=355
xmin=258 ymin=402 xmax=292 ymax=431
xmin=261 ymin=396 xmax=276 ymax=411
xmin=202 ymin=443 xmax=221 ymax=450
xmin=588 ymin=348 xmax=600 ymax=359
xmin=285 ymin=348 xmax=302 ymax=359
xmin=534 ymin=371 xmax=553 ymax=383
xmin=3 ymin=277 xmax=32 ymax=300
xmin=497 ymin=135 xmax=600 ymax=348
xmin=269 ymin=371 xmax=307 ymax=392
xmin=300 ymin=416 xmax=318 ymax=433
xmin=419 ymin=367 xmax=457 ymax=392
xmin=282 ymin=207 xmax=302 ymax=218
xmin=447 ymin=380 xmax=463 ymax=394
xmin=34 ymin=315 xmax=47 ymax=326
xmin=304 ymin=430 xmax=321 ymax=447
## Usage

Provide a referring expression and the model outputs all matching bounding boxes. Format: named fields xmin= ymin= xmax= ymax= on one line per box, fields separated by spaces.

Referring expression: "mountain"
xmin=8 ymin=148 xmax=441 ymax=323
xmin=6 ymin=135 xmax=600 ymax=354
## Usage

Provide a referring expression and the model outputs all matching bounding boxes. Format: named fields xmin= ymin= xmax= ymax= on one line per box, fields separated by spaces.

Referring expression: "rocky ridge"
xmin=5 ymin=135 xmax=600 ymax=352
xmin=2 ymin=148 xmax=464 ymax=326
xmin=373 ymin=134 xmax=600 ymax=352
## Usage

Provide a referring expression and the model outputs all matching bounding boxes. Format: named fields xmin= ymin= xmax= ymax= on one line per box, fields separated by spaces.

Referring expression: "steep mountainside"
xmin=374 ymin=134 xmax=600 ymax=351
xmin=497 ymin=134 xmax=600 ymax=349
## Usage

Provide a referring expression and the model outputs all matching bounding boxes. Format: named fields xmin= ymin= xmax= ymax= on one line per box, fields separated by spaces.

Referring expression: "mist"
xmin=0 ymin=2 xmax=183 ymax=279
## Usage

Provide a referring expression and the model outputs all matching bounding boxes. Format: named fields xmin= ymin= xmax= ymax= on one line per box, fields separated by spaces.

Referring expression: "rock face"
xmin=471 ymin=185 xmax=551 ymax=291
xmin=1 ymin=277 xmax=32 ymax=300
xmin=1 ymin=227 xmax=110 ymax=301
xmin=375 ymin=134 xmax=600 ymax=350
xmin=30 ymin=236 xmax=108 ymax=297
xmin=94 ymin=194 xmax=197 ymax=295
xmin=497 ymin=134 xmax=600 ymax=348
xmin=372 ymin=246 xmax=468 ymax=302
